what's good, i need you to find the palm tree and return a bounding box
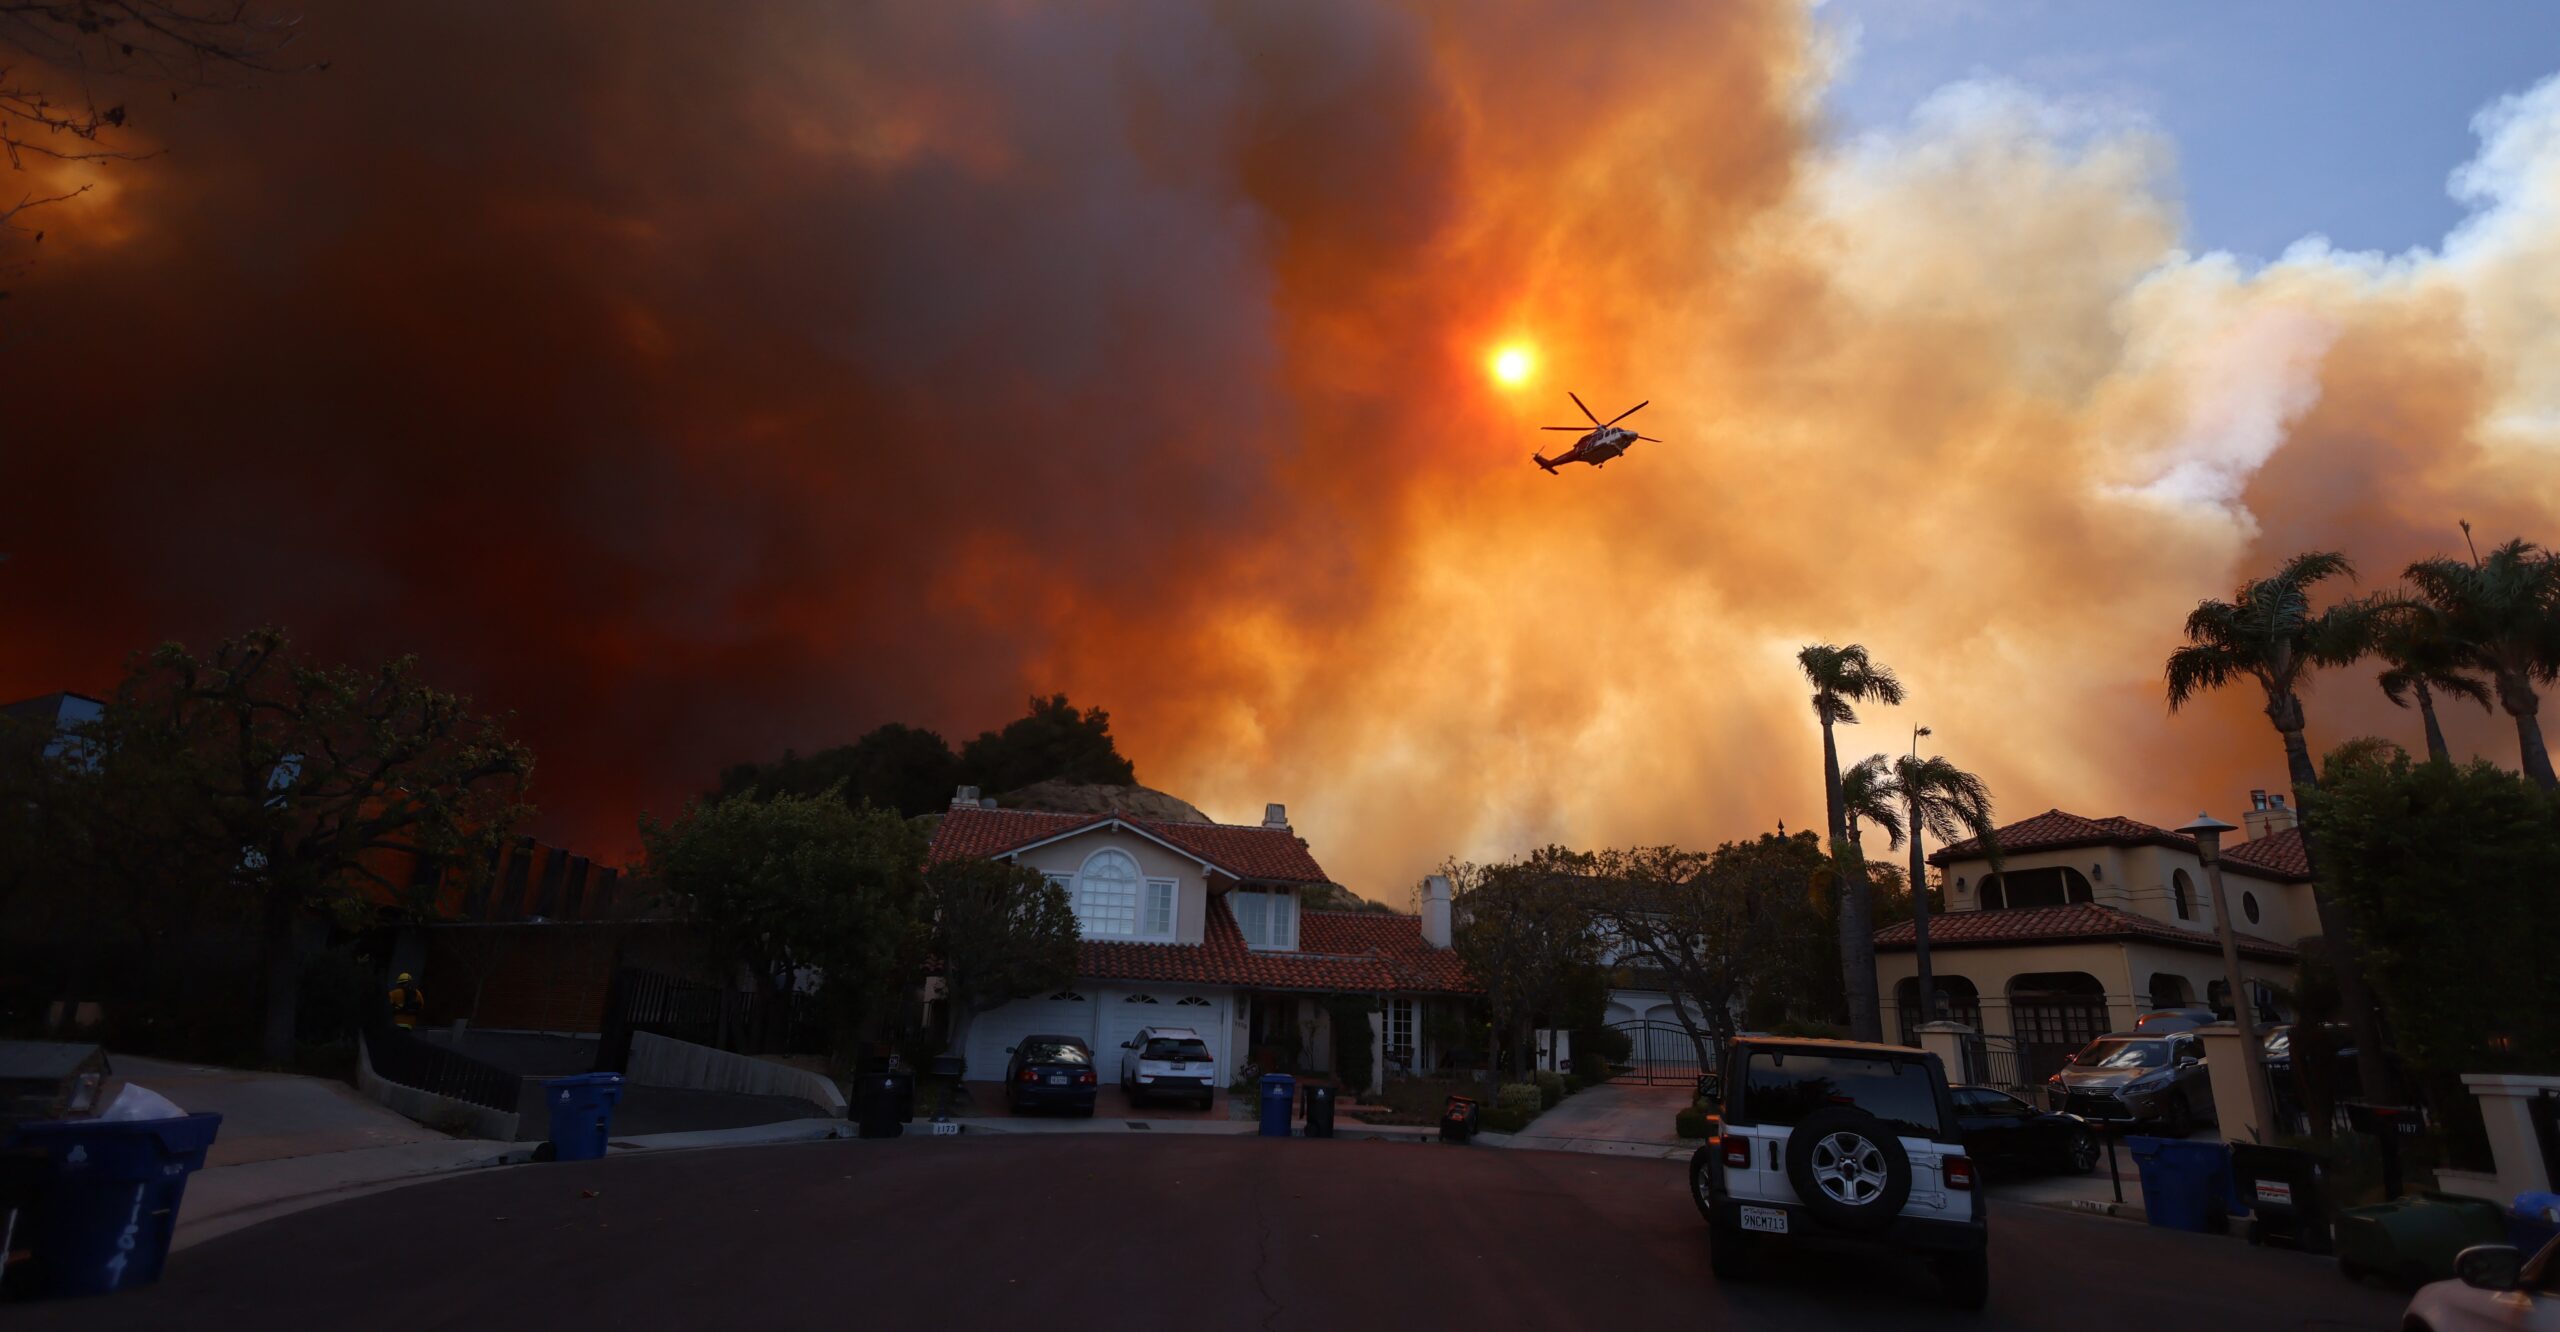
[1891,744,2002,1029]
[2372,603,2492,764]
[1798,643,1905,1042]
[2164,549,2395,1097]
[2405,534,2560,789]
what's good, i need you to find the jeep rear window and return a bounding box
[1737,1051,1945,1138]
[1144,1038,1211,1062]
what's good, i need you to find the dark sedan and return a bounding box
[1953,1084,2098,1177]
[1004,1035,1099,1116]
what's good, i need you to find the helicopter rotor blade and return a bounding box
[1541,425,1591,431]
[1568,391,1601,426]
[1636,435,1662,443]
[1604,400,1649,427]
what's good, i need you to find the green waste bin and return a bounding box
[2333,1191,2504,1287]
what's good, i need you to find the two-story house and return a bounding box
[1874,792,2312,1086]
[925,792,1475,1093]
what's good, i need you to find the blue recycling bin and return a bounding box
[1259,1073,1296,1138]
[545,1072,625,1162]
[2127,1135,2239,1233]
[2509,1191,2560,1253]
[4,1111,223,1298]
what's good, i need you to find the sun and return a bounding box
[1489,344,1534,386]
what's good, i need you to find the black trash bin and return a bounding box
[2230,1141,2332,1253]
[1304,1084,1336,1139]
[854,1069,914,1139]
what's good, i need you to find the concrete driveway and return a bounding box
[108,1055,446,1167]
[1509,1080,1694,1152]
[42,1135,2405,1331]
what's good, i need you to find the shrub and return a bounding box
[1479,1106,1533,1134]
[1675,1107,1713,1139]
[1531,1070,1565,1108]
[1496,1082,1542,1116]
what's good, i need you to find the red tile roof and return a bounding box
[1077,901,1476,994]
[1927,808,2312,883]
[927,806,1330,884]
[1874,902,2296,962]
[2222,826,2310,880]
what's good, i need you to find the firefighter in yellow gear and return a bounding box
[388,972,426,1029]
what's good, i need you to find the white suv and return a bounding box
[1117,1026,1216,1110]
[1689,1037,1989,1310]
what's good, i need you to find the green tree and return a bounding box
[1887,747,2001,1026]
[1588,838,1846,1057]
[2164,550,2394,1096]
[1797,643,1905,1042]
[715,723,961,818]
[920,856,1078,1075]
[641,790,925,1054]
[959,694,1136,794]
[2305,746,2560,1106]
[2372,604,2493,765]
[2405,534,2560,789]
[1446,847,1605,1081]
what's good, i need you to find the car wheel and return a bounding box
[2063,1127,2099,1175]
[2337,1254,2366,1283]
[2162,1095,2195,1140]
[1689,1146,1718,1223]
[1783,1107,1913,1234]
[1937,1250,1990,1311]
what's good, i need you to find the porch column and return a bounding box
[1368,996,1385,1097]
[2195,1022,2269,1145]
[1914,1020,1976,1083]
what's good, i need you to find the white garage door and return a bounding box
[1098,988,1228,1080]
[965,991,1096,1078]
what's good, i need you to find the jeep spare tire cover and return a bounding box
[1783,1107,1913,1232]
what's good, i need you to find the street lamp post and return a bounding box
[2177,811,2276,1138]
[1909,725,1937,1025]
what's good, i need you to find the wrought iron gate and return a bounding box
[1604,1020,1715,1086]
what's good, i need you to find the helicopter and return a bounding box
[1533,392,1660,473]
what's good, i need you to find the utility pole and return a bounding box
[2177,812,2276,1138]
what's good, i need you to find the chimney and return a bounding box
[951,785,981,810]
[2241,789,2297,842]
[1421,874,1452,950]
[1262,802,1289,830]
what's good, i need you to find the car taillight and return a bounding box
[1945,1155,1976,1191]
[1075,1070,1096,1085]
[1018,1068,1040,1083]
[1723,1138,1750,1169]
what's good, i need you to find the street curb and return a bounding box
[2036,1197,2147,1223]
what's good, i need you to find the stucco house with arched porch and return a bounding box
[1873,798,2312,1087]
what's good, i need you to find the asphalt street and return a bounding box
[33,1135,2405,1331]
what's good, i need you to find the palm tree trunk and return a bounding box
[2415,682,2451,764]
[1823,717,1881,1041]
[1907,796,1937,1035]
[2277,716,2396,1102]
[2499,672,2558,789]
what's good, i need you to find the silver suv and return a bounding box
[2046,1031,2214,1137]
[1689,1037,1988,1310]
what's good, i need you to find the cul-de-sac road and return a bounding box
[31,1135,2403,1331]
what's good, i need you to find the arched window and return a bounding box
[2242,891,2261,925]
[1975,867,2094,911]
[2170,869,2194,921]
[1073,849,1143,937]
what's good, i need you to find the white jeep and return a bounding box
[1690,1036,1990,1310]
